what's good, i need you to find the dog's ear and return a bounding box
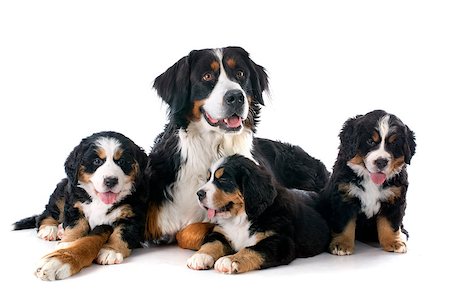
[229,46,268,105]
[249,61,269,105]
[153,53,192,117]
[338,115,362,161]
[238,158,277,220]
[403,125,416,164]
[64,141,85,186]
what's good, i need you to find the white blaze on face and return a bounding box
[90,137,125,194]
[364,115,392,174]
[201,49,249,121]
[79,137,133,205]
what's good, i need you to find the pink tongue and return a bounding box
[370,172,387,185]
[206,112,219,124]
[98,192,117,204]
[224,116,242,128]
[207,208,216,219]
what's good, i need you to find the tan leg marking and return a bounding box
[214,248,264,274]
[96,225,131,265]
[60,218,90,242]
[329,218,356,255]
[187,240,232,270]
[377,216,407,253]
[176,222,215,250]
[35,228,111,280]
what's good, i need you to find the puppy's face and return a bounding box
[343,110,416,185]
[196,158,245,220]
[196,155,277,221]
[65,132,146,205]
[153,46,268,133]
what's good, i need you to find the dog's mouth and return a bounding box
[203,201,234,219]
[201,108,243,132]
[96,190,120,205]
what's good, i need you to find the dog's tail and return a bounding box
[12,215,39,230]
[401,224,410,240]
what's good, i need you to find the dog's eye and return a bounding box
[93,158,103,166]
[236,70,245,80]
[367,138,376,146]
[217,177,228,184]
[202,72,214,82]
[388,134,397,144]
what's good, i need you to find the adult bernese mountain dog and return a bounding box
[145,46,329,247]
[186,155,329,274]
[319,110,416,255]
[13,131,148,280]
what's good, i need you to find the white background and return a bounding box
[1,1,449,299]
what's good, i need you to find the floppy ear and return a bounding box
[240,161,277,220]
[64,142,85,186]
[228,46,268,105]
[249,61,269,105]
[403,125,416,164]
[338,115,362,161]
[153,53,191,119]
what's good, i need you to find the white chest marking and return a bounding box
[80,198,123,229]
[157,125,254,237]
[218,214,257,251]
[348,177,394,218]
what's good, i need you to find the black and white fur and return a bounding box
[187,155,330,274]
[319,110,416,255]
[14,131,148,279]
[145,46,329,244]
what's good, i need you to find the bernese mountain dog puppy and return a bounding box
[13,131,147,280]
[145,46,329,247]
[186,155,330,274]
[319,110,416,255]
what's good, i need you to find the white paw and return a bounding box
[35,257,71,281]
[37,225,59,241]
[394,243,407,253]
[57,224,65,239]
[96,248,124,265]
[187,253,214,270]
[331,247,353,256]
[214,256,237,274]
[384,240,407,253]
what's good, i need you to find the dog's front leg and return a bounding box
[214,235,296,274]
[35,225,112,281]
[96,224,133,265]
[187,231,233,270]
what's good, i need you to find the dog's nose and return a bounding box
[104,176,119,188]
[374,158,388,170]
[196,189,206,201]
[224,89,244,108]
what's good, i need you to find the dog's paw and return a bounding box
[214,256,239,274]
[57,223,65,239]
[96,248,124,265]
[382,240,407,253]
[187,253,214,270]
[37,225,59,241]
[329,240,354,256]
[35,255,72,281]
